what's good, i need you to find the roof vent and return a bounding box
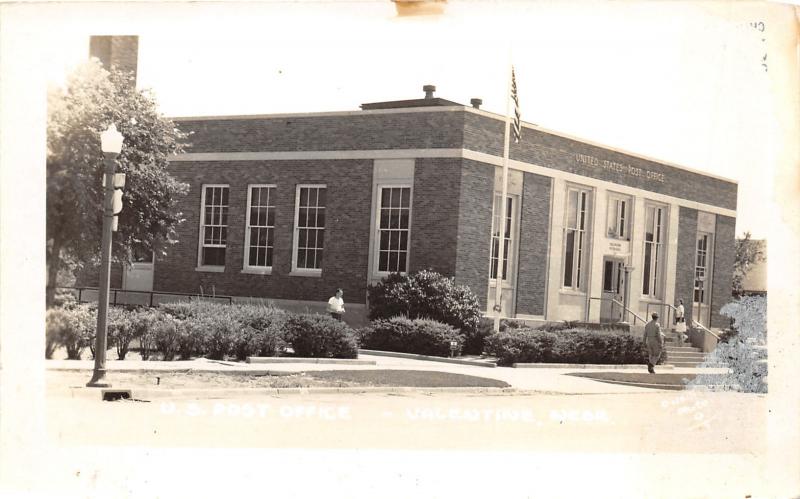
[470,98,482,109]
[423,85,436,99]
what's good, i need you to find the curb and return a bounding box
[572,379,686,391]
[358,349,497,368]
[246,357,377,365]
[48,367,296,376]
[68,385,518,400]
[512,363,676,370]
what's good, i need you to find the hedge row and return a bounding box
[358,317,464,357]
[484,327,667,366]
[45,300,358,360]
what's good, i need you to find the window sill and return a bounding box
[559,289,586,297]
[241,268,273,275]
[289,270,322,278]
[195,266,225,273]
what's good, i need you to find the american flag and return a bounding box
[511,66,521,143]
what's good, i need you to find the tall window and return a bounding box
[642,203,666,297]
[694,232,712,304]
[293,185,326,272]
[607,194,631,240]
[199,185,229,267]
[563,186,590,290]
[376,186,411,273]
[490,194,515,280]
[245,185,276,270]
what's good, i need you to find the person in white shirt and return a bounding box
[675,299,687,341]
[327,288,345,320]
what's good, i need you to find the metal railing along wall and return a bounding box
[54,286,233,307]
[588,297,645,325]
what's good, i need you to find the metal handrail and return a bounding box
[690,319,720,340]
[54,286,233,306]
[588,296,645,325]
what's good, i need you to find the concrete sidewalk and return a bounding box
[47,352,729,395]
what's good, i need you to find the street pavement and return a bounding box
[47,351,730,395]
[1,354,771,498]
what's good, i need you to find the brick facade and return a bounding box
[176,112,465,153]
[515,172,552,316]
[463,111,738,211]
[674,206,698,322]
[155,159,373,304]
[454,159,494,310]
[710,215,736,328]
[409,158,462,276]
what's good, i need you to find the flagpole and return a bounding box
[493,65,514,333]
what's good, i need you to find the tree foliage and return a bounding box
[732,231,765,296]
[46,60,189,304]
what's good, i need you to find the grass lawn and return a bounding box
[50,369,509,390]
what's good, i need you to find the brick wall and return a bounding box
[75,261,123,290]
[155,159,373,304]
[463,111,738,211]
[710,215,736,328]
[409,158,462,275]
[89,36,138,83]
[176,111,465,153]
[674,206,698,322]
[515,172,552,315]
[454,159,494,309]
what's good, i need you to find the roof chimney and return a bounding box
[470,98,482,109]
[423,85,436,99]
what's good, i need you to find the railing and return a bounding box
[54,286,233,307]
[588,297,645,325]
[646,302,674,328]
[690,319,720,340]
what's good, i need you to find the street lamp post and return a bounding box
[87,124,124,388]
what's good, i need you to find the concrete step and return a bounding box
[665,346,702,352]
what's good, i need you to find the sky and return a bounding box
[29,1,799,238]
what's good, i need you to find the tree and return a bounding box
[732,231,766,297]
[46,60,189,307]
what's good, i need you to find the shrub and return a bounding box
[152,316,183,361]
[45,308,69,359]
[231,304,287,360]
[367,270,482,352]
[107,307,138,360]
[57,303,96,360]
[130,308,161,360]
[359,317,464,357]
[485,327,658,366]
[283,314,358,359]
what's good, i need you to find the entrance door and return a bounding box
[693,232,713,327]
[122,248,154,292]
[600,256,625,322]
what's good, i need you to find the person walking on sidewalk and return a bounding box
[327,288,345,321]
[643,312,665,374]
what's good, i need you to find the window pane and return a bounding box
[299,229,307,248]
[380,231,389,251]
[380,208,390,229]
[401,188,410,206]
[398,252,407,272]
[297,248,307,268]
[566,190,578,229]
[299,188,309,206]
[564,231,575,287]
[643,244,652,295]
[316,229,324,248]
[603,261,613,291]
[399,211,409,229]
[316,249,323,269]
[379,251,388,272]
[316,209,325,228]
[399,231,408,250]
[203,247,225,266]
